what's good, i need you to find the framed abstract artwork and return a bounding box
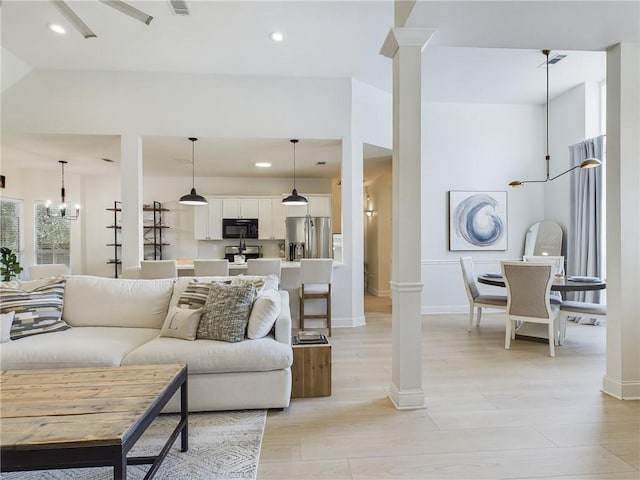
[449,191,507,251]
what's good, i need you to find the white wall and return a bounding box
[544,84,587,249]
[545,82,604,256]
[2,69,371,326]
[421,102,546,313]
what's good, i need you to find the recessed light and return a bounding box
[48,23,66,35]
[255,162,272,168]
[269,31,284,43]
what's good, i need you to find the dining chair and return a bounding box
[140,260,177,279]
[246,259,282,284]
[523,255,565,304]
[29,263,68,280]
[558,301,607,345]
[299,258,333,336]
[501,261,559,357]
[193,259,229,276]
[459,256,507,332]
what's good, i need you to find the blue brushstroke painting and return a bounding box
[455,194,504,246]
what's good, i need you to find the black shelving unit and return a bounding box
[143,201,170,261]
[106,201,169,278]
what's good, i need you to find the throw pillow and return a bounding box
[176,279,231,309]
[0,311,15,343]
[247,289,281,339]
[231,275,276,296]
[160,306,202,341]
[197,282,256,343]
[0,280,69,340]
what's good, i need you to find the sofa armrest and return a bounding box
[275,290,292,345]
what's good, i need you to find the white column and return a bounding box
[602,42,640,400]
[120,133,144,270]
[381,27,435,409]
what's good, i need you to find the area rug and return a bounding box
[0,410,266,480]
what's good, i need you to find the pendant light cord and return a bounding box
[293,141,297,189]
[192,139,195,187]
[544,49,550,180]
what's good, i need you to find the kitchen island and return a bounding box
[125,259,349,329]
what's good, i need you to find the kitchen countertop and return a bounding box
[176,260,342,270]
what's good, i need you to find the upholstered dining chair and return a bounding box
[523,255,564,304]
[501,261,559,357]
[558,301,607,345]
[246,259,282,284]
[193,259,229,276]
[299,258,333,336]
[459,256,507,332]
[140,260,177,279]
[29,263,68,280]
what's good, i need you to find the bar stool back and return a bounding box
[299,258,333,336]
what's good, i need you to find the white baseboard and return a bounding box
[388,383,427,410]
[602,375,640,400]
[367,286,391,297]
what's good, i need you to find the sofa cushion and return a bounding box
[122,335,293,374]
[0,326,160,369]
[197,282,255,342]
[247,289,281,339]
[62,276,174,329]
[0,279,70,340]
[160,306,202,341]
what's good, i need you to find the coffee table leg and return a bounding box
[180,375,188,452]
[114,446,127,480]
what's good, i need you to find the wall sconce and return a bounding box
[364,210,375,217]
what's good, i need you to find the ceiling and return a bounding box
[1,1,637,179]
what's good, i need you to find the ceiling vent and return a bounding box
[169,0,189,16]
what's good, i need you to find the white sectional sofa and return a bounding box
[0,275,293,412]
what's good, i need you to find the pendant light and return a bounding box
[46,160,80,220]
[282,139,308,205]
[179,137,208,205]
[509,50,601,188]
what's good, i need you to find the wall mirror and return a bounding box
[524,221,563,257]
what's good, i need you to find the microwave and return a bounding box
[222,218,258,239]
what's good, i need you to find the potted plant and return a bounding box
[0,247,23,281]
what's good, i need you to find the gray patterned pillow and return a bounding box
[197,282,256,342]
[0,279,69,340]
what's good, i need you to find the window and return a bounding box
[35,202,70,266]
[0,198,23,256]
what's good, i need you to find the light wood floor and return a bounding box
[259,296,639,479]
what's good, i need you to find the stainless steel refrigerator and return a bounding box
[285,216,332,261]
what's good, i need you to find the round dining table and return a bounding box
[477,273,606,343]
[477,274,607,292]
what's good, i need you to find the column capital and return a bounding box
[380,27,436,59]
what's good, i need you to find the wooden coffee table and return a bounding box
[0,364,188,480]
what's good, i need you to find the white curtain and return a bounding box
[568,135,605,321]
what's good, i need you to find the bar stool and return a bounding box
[140,260,177,279]
[246,258,282,285]
[299,258,333,336]
[194,259,229,276]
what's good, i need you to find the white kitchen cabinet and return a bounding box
[193,198,222,240]
[258,199,272,239]
[271,198,287,240]
[285,204,308,217]
[222,198,259,218]
[307,195,332,217]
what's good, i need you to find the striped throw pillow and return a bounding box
[176,279,232,309]
[0,280,69,340]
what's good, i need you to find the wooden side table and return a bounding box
[291,340,332,398]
